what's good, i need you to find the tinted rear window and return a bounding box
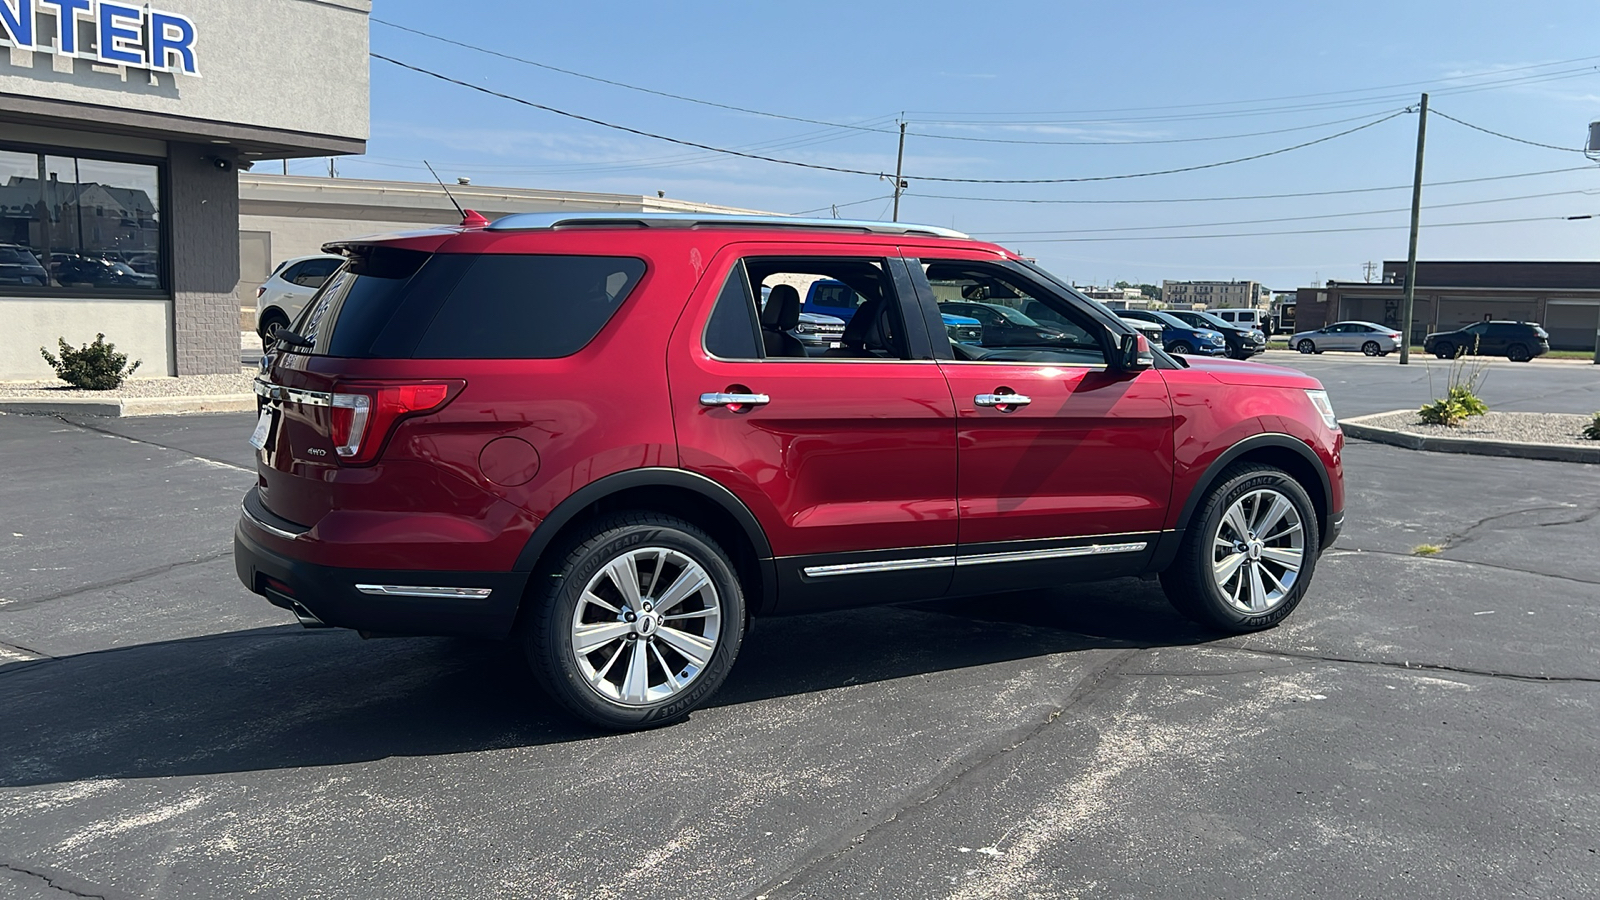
[294,252,646,359]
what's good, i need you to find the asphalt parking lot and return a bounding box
[2,359,1597,899]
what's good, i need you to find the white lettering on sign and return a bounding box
[1,0,199,76]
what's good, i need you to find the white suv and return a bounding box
[1209,308,1271,333]
[254,255,345,338]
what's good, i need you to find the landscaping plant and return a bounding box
[1584,412,1600,441]
[1420,340,1489,427]
[40,334,142,390]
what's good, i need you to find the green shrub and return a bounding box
[39,334,141,390]
[1419,397,1470,427]
[1448,385,1488,417]
[1584,412,1600,441]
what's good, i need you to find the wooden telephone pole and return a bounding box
[1398,94,1428,365]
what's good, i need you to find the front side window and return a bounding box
[923,260,1106,366]
[0,146,163,294]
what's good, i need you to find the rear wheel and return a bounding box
[1507,343,1531,362]
[1296,339,1316,354]
[257,309,289,342]
[1361,341,1381,357]
[1161,463,1320,633]
[522,512,745,729]
[1168,341,1194,355]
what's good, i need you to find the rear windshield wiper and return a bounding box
[272,328,314,350]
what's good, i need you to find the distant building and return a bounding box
[1077,285,1150,309]
[1162,280,1270,310]
[1295,260,1600,350]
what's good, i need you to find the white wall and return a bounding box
[237,213,447,269]
[0,298,172,381]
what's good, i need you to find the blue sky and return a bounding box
[327,0,1600,290]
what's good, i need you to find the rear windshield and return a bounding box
[293,251,646,359]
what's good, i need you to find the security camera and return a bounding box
[208,155,233,172]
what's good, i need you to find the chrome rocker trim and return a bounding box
[801,541,1148,578]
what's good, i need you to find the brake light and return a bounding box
[256,285,266,299]
[329,381,463,464]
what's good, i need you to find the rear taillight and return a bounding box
[256,285,266,299]
[329,381,463,464]
[1389,332,1401,340]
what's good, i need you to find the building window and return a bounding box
[0,146,164,295]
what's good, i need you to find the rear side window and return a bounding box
[704,261,762,359]
[295,251,645,359]
[411,255,645,359]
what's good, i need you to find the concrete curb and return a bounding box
[1341,410,1600,464]
[0,394,254,418]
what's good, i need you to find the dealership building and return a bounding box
[1,0,371,381]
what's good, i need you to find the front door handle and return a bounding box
[700,392,771,408]
[975,392,1031,408]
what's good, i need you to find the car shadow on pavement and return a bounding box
[0,578,1213,788]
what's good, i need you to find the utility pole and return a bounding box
[328,157,336,179]
[891,121,906,222]
[1399,93,1428,365]
[1363,261,1377,283]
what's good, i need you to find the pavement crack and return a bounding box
[1437,504,1600,551]
[54,415,252,473]
[1329,547,1600,586]
[1,550,234,613]
[0,637,55,659]
[0,860,111,899]
[1224,644,1600,685]
[743,649,1141,900]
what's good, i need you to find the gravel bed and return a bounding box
[1356,410,1597,446]
[0,371,256,400]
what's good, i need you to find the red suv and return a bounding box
[236,213,1344,729]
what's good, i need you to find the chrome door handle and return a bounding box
[975,393,1031,407]
[700,392,771,408]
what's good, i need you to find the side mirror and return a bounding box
[1115,332,1153,371]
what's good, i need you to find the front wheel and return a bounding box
[1296,339,1316,354]
[522,512,746,729]
[1361,341,1381,357]
[1160,463,1320,633]
[1433,342,1455,360]
[1167,341,1194,355]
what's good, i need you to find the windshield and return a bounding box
[992,306,1042,327]
[1186,311,1231,330]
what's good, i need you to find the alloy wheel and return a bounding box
[569,547,723,706]
[1211,488,1305,615]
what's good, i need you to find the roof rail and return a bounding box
[484,211,969,239]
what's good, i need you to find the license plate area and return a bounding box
[249,407,276,451]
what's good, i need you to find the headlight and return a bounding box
[1305,390,1338,429]
[794,323,816,334]
[1207,334,1225,345]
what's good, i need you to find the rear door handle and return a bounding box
[975,393,1031,407]
[700,392,771,408]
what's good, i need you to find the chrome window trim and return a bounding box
[240,499,306,541]
[354,584,496,599]
[254,378,331,408]
[802,556,956,578]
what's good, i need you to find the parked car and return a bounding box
[1423,321,1550,362]
[255,254,346,339]
[51,253,159,289]
[1291,321,1403,356]
[942,312,985,344]
[0,244,49,286]
[938,299,1073,347]
[1116,308,1228,356]
[802,277,983,344]
[1211,308,1273,333]
[759,285,846,356]
[1165,309,1266,360]
[237,211,1345,730]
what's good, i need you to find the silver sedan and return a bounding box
[1291,321,1404,356]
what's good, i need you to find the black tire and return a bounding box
[521,512,745,730]
[1160,463,1321,634]
[1507,343,1531,362]
[1168,341,1194,355]
[1433,342,1455,360]
[1361,341,1381,357]
[257,309,289,341]
[1296,339,1316,354]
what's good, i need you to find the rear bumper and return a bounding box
[234,524,528,638]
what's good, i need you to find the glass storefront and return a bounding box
[0,146,164,294]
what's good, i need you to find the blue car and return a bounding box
[1117,308,1228,356]
[803,278,984,343]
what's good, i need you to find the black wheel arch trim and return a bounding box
[513,467,774,572]
[1170,433,1334,553]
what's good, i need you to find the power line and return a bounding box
[372,53,1407,185]
[911,166,1596,205]
[1431,109,1588,153]
[971,189,1595,236]
[790,195,898,216]
[1001,214,1565,244]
